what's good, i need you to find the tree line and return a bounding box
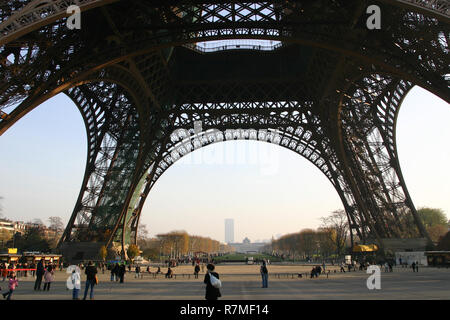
[268,207,450,259]
[137,228,233,260]
[268,210,349,260]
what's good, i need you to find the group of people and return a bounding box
[310,265,323,278]
[32,259,59,292]
[109,263,126,283]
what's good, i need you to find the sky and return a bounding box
[0,86,449,244]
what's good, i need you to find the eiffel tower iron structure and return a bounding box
[0,0,448,260]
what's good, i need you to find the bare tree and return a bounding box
[320,210,349,256]
[48,216,64,232]
[137,224,149,241]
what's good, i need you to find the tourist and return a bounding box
[43,265,54,291]
[30,262,36,277]
[135,265,141,279]
[83,261,98,300]
[118,263,126,283]
[204,264,221,301]
[165,267,173,279]
[110,264,116,281]
[34,258,45,291]
[2,272,18,300]
[1,263,7,281]
[194,264,200,279]
[113,263,120,281]
[23,263,28,277]
[260,261,269,288]
[71,269,81,300]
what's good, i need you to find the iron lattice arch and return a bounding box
[0,0,448,260]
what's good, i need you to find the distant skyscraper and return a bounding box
[225,219,234,244]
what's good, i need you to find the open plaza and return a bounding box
[4,264,450,300]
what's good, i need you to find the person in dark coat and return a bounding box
[203,263,221,301]
[194,264,200,279]
[112,263,119,281]
[34,259,45,291]
[118,263,126,283]
[83,261,98,300]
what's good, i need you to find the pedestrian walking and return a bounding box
[83,261,98,300]
[43,265,54,291]
[2,272,18,300]
[204,264,221,301]
[34,259,45,291]
[260,261,269,288]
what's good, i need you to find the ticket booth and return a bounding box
[0,254,22,265]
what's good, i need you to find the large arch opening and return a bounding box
[0,93,87,227]
[396,86,450,220]
[141,139,343,243]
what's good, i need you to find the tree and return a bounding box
[127,244,140,261]
[99,245,108,261]
[320,210,349,256]
[48,217,64,232]
[417,207,448,228]
[437,231,450,250]
[0,228,12,250]
[9,227,51,253]
[137,224,149,241]
[415,207,448,242]
[427,225,449,243]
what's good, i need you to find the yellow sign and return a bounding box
[8,248,18,254]
[352,244,378,252]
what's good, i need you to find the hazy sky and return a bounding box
[0,86,448,243]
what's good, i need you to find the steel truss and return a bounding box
[0,1,448,259]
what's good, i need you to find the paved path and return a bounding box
[2,265,449,300]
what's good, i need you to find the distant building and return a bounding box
[0,219,15,234]
[0,219,58,239]
[229,237,267,253]
[225,219,234,244]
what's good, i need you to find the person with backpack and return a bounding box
[204,263,221,300]
[260,261,269,288]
